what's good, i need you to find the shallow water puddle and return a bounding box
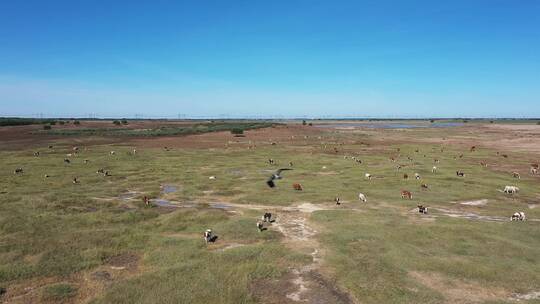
[161,185,178,194]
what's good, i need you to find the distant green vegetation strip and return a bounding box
[0,118,57,126]
[36,122,278,137]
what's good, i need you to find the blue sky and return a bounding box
[1,0,539,118]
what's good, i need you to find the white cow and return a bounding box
[503,186,520,194]
[510,212,526,221]
[110,151,116,155]
[358,193,367,202]
[432,166,437,173]
[365,173,372,180]
[415,173,421,180]
[209,176,217,180]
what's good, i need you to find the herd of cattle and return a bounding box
[10,143,538,245]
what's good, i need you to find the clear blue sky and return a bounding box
[1,0,539,118]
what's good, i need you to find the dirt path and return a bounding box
[222,202,355,304]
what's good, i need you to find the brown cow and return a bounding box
[512,172,521,179]
[401,190,413,199]
[293,183,303,191]
[470,146,476,152]
[403,173,409,179]
[479,161,488,167]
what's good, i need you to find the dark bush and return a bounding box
[58,121,65,125]
[113,120,121,126]
[43,125,52,130]
[74,120,80,125]
[302,120,307,126]
[121,119,128,125]
[231,128,244,135]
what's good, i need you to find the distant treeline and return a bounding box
[36,122,278,137]
[0,118,59,126]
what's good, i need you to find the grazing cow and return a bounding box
[66,153,73,157]
[262,212,272,222]
[415,149,419,153]
[390,157,396,162]
[132,149,137,155]
[293,183,303,191]
[415,173,421,180]
[143,196,150,206]
[257,221,264,232]
[459,154,464,159]
[44,174,50,178]
[480,161,488,167]
[531,167,539,175]
[204,229,213,243]
[14,168,23,174]
[512,172,521,179]
[434,158,440,163]
[421,184,429,189]
[110,151,115,155]
[418,205,428,214]
[64,159,71,164]
[33,152,40,157]
[73,147,79,152]
[502,154,508,158]
[401,190,413,199]
[510,212,526,221]
[456,171,465,177]
[403,173,409,179]
[503,186,519,194]
[289,162,293,167]
[396,165,402,171]
[48,145,53,149]
[84,159,89,164]
[355,159,362,164]
[335,197,341,205]
[470,146,476,152]
[432,166,437,173]
[358,193,367,202]
[268,158,275,165]
[365,173,372,180]
[72,177,79,184]
[209,176,217,180]
[97,168,105,174]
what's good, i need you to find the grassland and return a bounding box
[35,122,276,137]
[0,122,539,303]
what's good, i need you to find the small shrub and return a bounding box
[121,119,128,125]
[43,125,52,130]
[302,120,307,126]
[42,284,77,301]
[308,122,313,126]
[231,128,244,136]
[113,120,121,126]
[463,120,469,123]
[430,119,435,123]
[50,121,57,125]
[490,120,494,124]
[74,120,80,125]
[537,121,540,125]
[58,121,65,125]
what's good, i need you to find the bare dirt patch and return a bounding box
[410,271,508,303]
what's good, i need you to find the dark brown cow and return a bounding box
[470,146,476,152]
[456,171,465,177]
[403,173,409,179]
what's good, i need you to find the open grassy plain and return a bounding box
[0,120,539,303]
